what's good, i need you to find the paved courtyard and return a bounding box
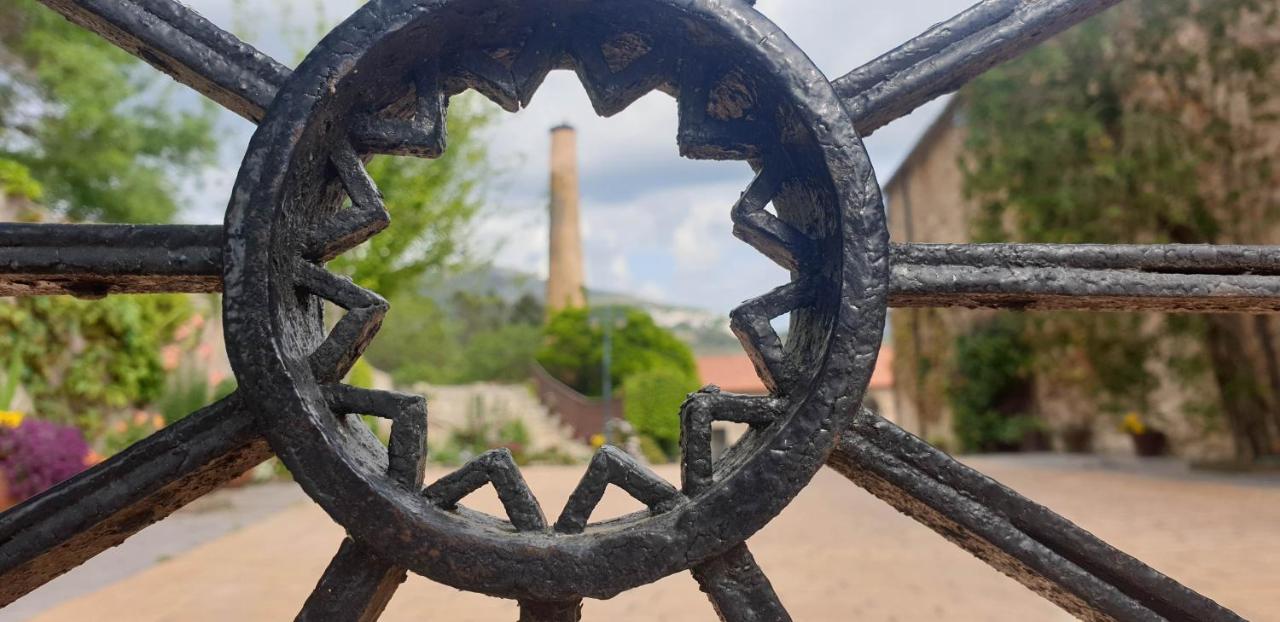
[18,456,1280,621]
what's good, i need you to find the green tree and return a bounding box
[331,95,494,300]
[961,0,1280,461]
[537,307,698,397]
[1,0,216,223]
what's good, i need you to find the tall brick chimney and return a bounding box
[546,124,586,315]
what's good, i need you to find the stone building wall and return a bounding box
[882,100,1231,459]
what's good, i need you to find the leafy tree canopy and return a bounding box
[1,0,216,223]
[960,0,1280,460]
[537,306,698,397]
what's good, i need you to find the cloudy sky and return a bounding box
[179,0,979,313]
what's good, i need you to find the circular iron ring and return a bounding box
[224,0,887,602]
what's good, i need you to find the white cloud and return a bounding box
[170,0,986,312]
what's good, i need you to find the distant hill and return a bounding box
[420,265,741,354]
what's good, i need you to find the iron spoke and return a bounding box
[834,0,1124,135]
[0,223,221,298]
[35,0,289,122]
[518,600,583,622]
[0,392,270,606]
[890,242,1280,312]
[826,409,1245,622]
[298,537,407,622]
[691,543,791,622]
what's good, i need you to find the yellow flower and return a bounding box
[151,414,165,429]
[1121,412,1147,436]
[589,434,606,448]
[0,411,24,428]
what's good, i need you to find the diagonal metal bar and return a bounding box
[0,392,271,606]
[691,543,791,622]
[826,409,1244,622]
[36,0,290,123]
[835,0,1124,136]
[298,538,407,622]
[0,223,222,297]
[518,600,583,622]
[890,243,1280,313]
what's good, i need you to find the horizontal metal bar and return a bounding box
[826,410,1244,622]
[890,243,1280,312]
[6,232,1280,312]
[36,0,289,122]
[0,393,271,606]
[836,0,1124,135]
[0,223,222,297]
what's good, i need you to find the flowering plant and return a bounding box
[0,417,90,502]
[101,410,165,456]
[1121,412,1150,436]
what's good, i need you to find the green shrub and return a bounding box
[537,306,697,396]
[947,316,1037,453]
[623,366,700,457]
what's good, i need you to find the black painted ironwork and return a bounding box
[0,1,1258,620]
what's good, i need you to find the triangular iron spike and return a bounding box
[303,140,389,262]
[453,48,522,112]
[321,384,428,488]
[680,387,788,495]
[728,277,817,395]
[294,260,389,384]
[509,21,564,108]
[569,31,667,117]
[675,56,766,161]
[731,166,816,271]
[424,448,547,532]
[554,446,681,535]
[350,62,448,158]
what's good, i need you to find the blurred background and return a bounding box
[1,0,1279,620]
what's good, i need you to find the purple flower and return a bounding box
[0,418,89,502]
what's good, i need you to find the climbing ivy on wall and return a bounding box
[960,0,1280,460]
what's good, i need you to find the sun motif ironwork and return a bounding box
[0,0,1258,620]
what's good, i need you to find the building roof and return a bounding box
[696,349,894,395]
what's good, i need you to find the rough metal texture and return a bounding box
[221,0,885,609]
[0,394,269,606]
[827,410,1243,622]
[0,0,1260,620]
[0,223,221,297]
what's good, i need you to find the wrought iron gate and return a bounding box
[0,1,1263,620]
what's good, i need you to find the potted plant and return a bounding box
[1122,413,1168,457]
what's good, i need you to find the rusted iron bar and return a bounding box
[299,538,408,622]
[7,231,1278,313]
[35,0,288,123]
[0,223,222,297]
[836,0,1125,135]
[826,409,1244,622]
[0,394,270,607]
[890,243,1280,312]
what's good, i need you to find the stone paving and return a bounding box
[20,456,1280,621]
